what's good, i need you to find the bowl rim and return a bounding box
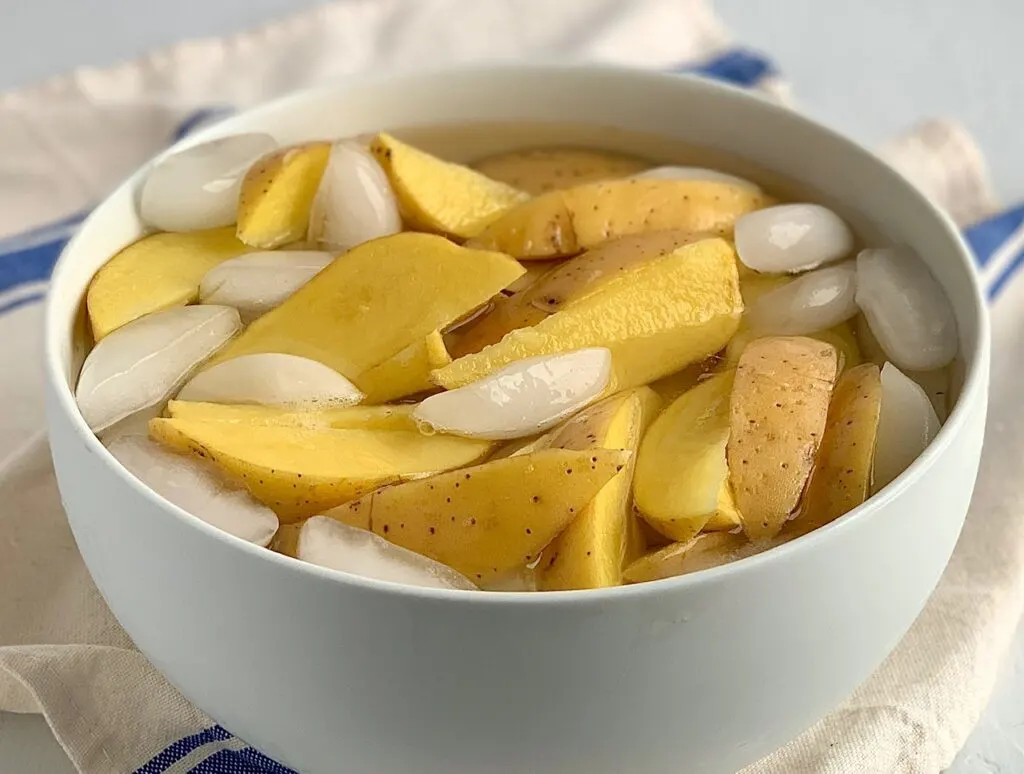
[44,62,991,606]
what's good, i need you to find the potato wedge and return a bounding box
[723,320,860,373]
[207,233,524,382]
[538,387,662,590]
[468,179,773,259]
[86,228,251,340]
[356,330,451,404]
[703,485,743,531]
[793,363,882,535]
[448,293,547,358]
[149,417,492,521]
[634,373,735,543]
[237,143,332,248]
[270,522,303,557]
[472,147,650,194]
[165,401,416,431]
[727,336,838,539]
[622,532,751,583]
[369,133,528,239]
[435,237,743,391]
[329,448,630,583]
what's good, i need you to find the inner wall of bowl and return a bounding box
[51,67,982,405]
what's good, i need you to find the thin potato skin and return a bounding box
[472,147,650,194]
[727,336,838,539]
[792,363,882,535]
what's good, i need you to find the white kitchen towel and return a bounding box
[0,1,1021,772]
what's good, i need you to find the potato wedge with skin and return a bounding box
[468,179,774,259]
[538,387,662,590]
[472,147,650,195]
[793,363,882,535]
[448,293,547,359]
[369,133,528,239]
[237,143,332,248]
[86,228,252,340]
[149,417,492,522]
[634,374,735,543]
[723,320,860,373]
[435,238,743,391]
[270,522,304,557]
[166,401,416,431]
[623,532,752,583]
[207,233,524,382]
[330,449,630,583]
[728,336,838,540]
[356,331,450,404]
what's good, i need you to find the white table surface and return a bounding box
[2,1,1023,771]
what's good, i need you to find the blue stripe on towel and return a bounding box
[682,49,777,87]
[134,725,234,774]
[189,745,299,773]
[964,203,1024,268]
[0,234,71,295]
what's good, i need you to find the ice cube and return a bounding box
[107,435,278,546]
[140,133,278,231]
[307,141,402,251]
[297,516,476,590]
[75,305,240,432]
[177,353,363,408]
[855,246,958,371]
[873,362,941,492]
[413,348,612,440]
[747,261,858,335]
[633,165,760,190]
[736,203,854,274]
[199,251,333,323]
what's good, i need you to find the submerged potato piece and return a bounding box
[207,233,524,381]
[538,387,662,590]
[435,238,743,391]
[165,400,416,431]
[634,374,735,543]
[270,522,303,557]
[622,532,751,583]
[704,484,743,531]
[86,228,251,339]
[333,449,630,583]
[472,147,650,195]
[356,331,450,404]
[795,363,882,535]
[237,143,332,248]
[149,417,492,521]
[468,179,773,259]
[369,133,528,238]
[448,293,547,358]
[724,320,860,373]
[728,336,838,539]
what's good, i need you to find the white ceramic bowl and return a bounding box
[44,66,989,774]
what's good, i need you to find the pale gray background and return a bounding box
[1,1,1023,772]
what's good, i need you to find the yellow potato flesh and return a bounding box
[86,227,251,339]
[270,523,303,557]
[149,417,492,522]
[236,143,331,248]
[468,179,774,259]
[634,373,735,543]
[369,133,528,239]
[727,336,838,539]
[472,147,650,194]
[355,330,450,404]
[538,387,662,590]
[435,238,743,391]
[703,484,743,531]
[165,401,417,431]
[793,363,882,535]
[207,232,524,382]
[330,449,630,583]
[623,532,750,583]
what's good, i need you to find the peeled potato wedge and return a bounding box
[356,330,451,404]
[538,387,662,590]
[467,179,774,259]
[86,228,251,339]
[237,143,332,248]
[369,133,528,238]
[633,373,736,543]
[149,417,492,521]
[472,147,650,195]
[727,336,838,539]
[207,233,524,383]
[165,400,417,431]
[435,237,743,392]
[328,448,630,583]
[623,532,751,583]
[792,363,882,535]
